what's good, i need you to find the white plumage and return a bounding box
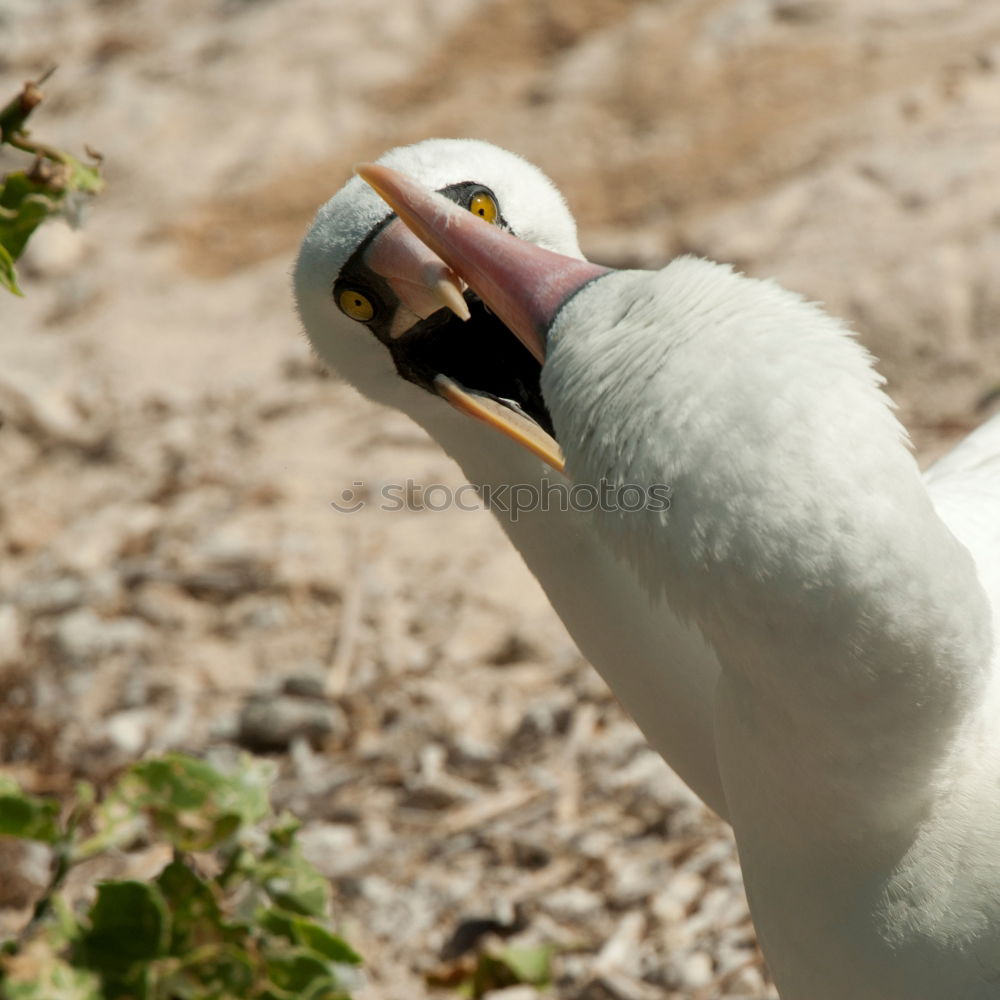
[547,259,1000,999]
[349,159,1000,1000]
[295,139,727,815]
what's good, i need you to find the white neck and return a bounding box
[405,390,729,816]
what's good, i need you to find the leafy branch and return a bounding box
[0,68,103,296]
[0,754,361,1000]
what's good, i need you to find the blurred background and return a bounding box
[2,0,999,997]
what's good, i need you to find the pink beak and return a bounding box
[355,163,609,363]
[363,217,471,331]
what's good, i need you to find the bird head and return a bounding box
[293,138,585,471]
[352,161,928,617]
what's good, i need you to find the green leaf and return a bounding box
[0,242,22,295]
[0,779,61,842]
[265,948,339,994]
[77,880,169,976]
[468,953,518,997]
[0,172,62,264]
[123,754,274,851]
[262,856,330,920]
[60,153,103,197]
[1,755,362,1000]
[0,76,104,297]
[191,944,257,995]
[255,832,331,919]
[258,909,361,965]
[465,944,553,998]
[497,943,552,986]
[151,943,257,999]
[156,859,229,953]
[287,921,361,967]
[268,812,302,850]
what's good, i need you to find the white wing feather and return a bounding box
[924,411,1000,613]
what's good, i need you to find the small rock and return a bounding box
[19,218,87,279]
[673,950,715,990]
[237,693,346,751]
[53,608,152,665]
[104,708,153,755]
[543,885,604,920]
[486,631,538,666]
[595,911,646,977]
[772,0,831,24]
[17,576,85,616]
[650,870,706,923]
[281,672,328,699]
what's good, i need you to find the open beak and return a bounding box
[356,163,609,367]
[356,162,609,476]
[364,217,470,334]
[433,373,566,472]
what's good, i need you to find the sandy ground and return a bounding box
[2,1,999,997]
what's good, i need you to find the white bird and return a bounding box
[294,139,727,816]
[355,161,1000,1000]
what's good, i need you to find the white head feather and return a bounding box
[293,138,581,412]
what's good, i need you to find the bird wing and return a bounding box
[924,411,1000,613]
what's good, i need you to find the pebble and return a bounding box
[19,219,87,279]
[673,949,715,990]
[542,885,604,920]
[651,870,706,922]
[282,671,327,699]
[53,608,153,665]
[236,692,346,751]
[595,911,646,977]
[104,708,154,755]
[17,576,85,616]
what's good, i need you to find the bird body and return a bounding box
[357,163,1000,998]
[546,258,1000,999]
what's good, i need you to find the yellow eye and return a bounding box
[338,288,375,322]
[468,190,499,224]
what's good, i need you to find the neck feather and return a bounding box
[545,256,995,833]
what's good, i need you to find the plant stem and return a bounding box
[14,839,73,950]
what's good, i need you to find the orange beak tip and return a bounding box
[354,163,388,200]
